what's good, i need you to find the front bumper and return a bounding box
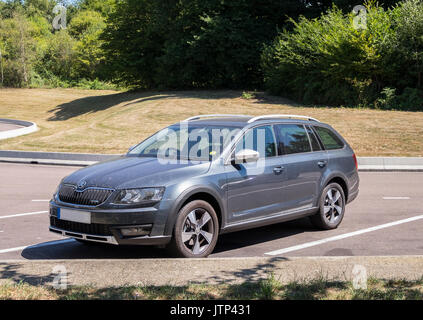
[49,202,172,246]
[49,225,171,245]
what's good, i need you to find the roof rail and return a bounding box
[183,114,251,121]
[248,114,320,123]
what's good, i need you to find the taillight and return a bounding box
[353,153,358,171]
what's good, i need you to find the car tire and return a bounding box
[309,183,346,230]
[167,200,219,258]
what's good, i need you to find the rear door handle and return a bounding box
[273,166,284,174]
[318,160,327,168]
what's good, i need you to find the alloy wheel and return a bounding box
[324,188,343,223]
[181,208,214,255]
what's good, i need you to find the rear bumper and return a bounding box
[347,188,359,204]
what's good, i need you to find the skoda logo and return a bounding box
[77,180,87,190]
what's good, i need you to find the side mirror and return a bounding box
[234,149,260,164]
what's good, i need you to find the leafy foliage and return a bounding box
[101,0,374,89]
[1,0,421,111]
[262,0,423,109]
[0,0,115,88]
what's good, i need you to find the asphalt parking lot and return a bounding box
[0,162,422,260]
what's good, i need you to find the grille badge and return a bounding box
[77,180,87,191]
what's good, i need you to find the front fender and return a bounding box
[163,185,226,236]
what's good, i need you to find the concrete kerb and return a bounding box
[0,119,38,141]
[0,150,120,166]
[358,157,423,171]
[0,150,422,171]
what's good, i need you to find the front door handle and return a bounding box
[318,160,327,168]
[273,166,284,174]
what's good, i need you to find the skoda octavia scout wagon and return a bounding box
[49,114,359,258]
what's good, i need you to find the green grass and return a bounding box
[1,276,422,300]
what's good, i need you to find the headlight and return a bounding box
[113,187,165,204]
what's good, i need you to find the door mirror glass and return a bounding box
[234,149,260,164]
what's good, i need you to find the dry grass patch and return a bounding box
[1,277,422,300]
[0,88,422,156]
[0,281,59,300]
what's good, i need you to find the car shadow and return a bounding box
[21,218,317,260]
[21,240,169,260]
[213,217,316,255]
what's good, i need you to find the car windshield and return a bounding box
[127,124,242,161]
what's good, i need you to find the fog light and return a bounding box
[120,225,152,237]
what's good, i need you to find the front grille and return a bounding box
[58,185,113,206]
[50,216,112,236]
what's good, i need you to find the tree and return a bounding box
[78,0,117,17]
[101,0,333,89]
[391,0,423,89]
[261,0,423,110]
[40,29,75,80]
[0,9,36,86]
[69,9,106,79]
[101,0,166,87]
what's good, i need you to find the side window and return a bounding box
[314,126,344,150]
[235,125,277,158]
[275,124,311,155]
[306,126,322,151]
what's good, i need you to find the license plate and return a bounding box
[57,208,91,224]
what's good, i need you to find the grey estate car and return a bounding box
[49,114,359,258]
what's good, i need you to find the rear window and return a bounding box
[275,124,311,155]
[314,126,344,150]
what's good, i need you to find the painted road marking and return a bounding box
[0,246,29,254]
[265,214,423,256]
[0,211,48,219]
[32,199,50,202]
[0,239,74,254]
[383,197,410,200]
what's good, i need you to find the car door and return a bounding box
[225,125,285,224]
[274,123,328,212]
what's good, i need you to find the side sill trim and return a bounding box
[221,206,318,234]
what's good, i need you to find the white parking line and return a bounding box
[265,214,423,256]
[0,211,48,219]
[0,239,74,254]
[31,199,50,202]
[0,246,29,254]
[383,197,410,200]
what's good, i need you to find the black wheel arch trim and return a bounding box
[163,185,226,236]
[319,172,349,204]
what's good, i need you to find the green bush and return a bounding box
[262,0,423,110]
[376,87,397,109]
[396,87,423,110]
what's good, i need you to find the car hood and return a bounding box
[62,156,211,189]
